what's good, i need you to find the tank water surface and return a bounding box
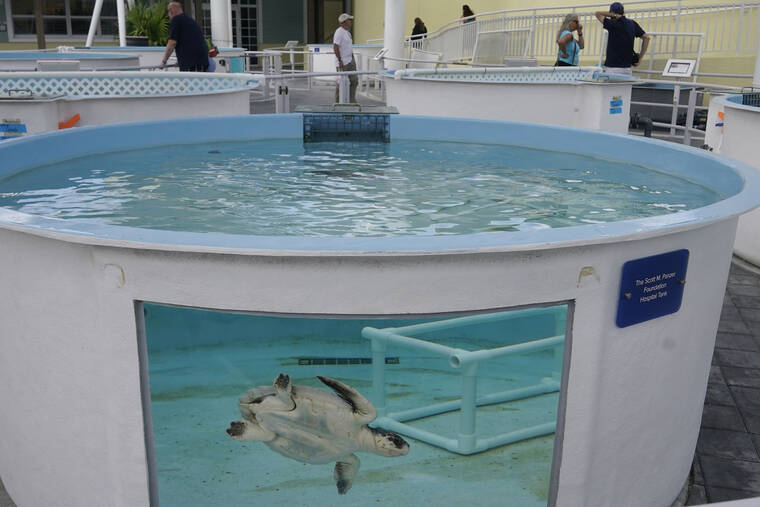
[0,139,721,237]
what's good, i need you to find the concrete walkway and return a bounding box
[686,260,760,504]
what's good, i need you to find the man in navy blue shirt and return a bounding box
[161,2,208,72]
[595,2,650,75]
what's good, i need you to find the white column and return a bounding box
[210,0,231,47]
[84,0,105,47]
[116,0,127,47]
[383,0,406,71]
[754,36,760,88]
[227,0,233,47]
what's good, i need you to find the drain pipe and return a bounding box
[630,112,653,137]
[642,116,653,137]
[383,0,406,71]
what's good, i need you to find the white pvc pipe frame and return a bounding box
[363,307,565,455]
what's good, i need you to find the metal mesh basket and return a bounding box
[740,87,760,107]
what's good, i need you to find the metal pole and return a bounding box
[670,82,680,137]
[32,0,46,49]
[85,0,105,47]
[116,0,127,47]
[683,86,697,146]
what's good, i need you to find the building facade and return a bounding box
[2,0,353,50]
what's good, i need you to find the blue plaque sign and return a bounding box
[616,249,689,328]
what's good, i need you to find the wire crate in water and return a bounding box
[297,105,398,142]
[362,305,567,455]
[741,88,760,107]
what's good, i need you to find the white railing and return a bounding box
[406,0,760,62]
[0,71,258,98]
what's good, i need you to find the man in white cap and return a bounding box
[333,13,357,103]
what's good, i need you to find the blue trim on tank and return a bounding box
[70,46,245,52]
[725,94,760,111]
[0,51,138,59]
[0,114,758,253]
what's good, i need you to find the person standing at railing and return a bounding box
[411,17,428,40]
[333,13,358,103]
[595,2,650,75]
[462,5,476,23]
[555,14,584,66]
[160,2,208,72]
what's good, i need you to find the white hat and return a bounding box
[338,13,354,23]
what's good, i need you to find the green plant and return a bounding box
[126,1,169,46]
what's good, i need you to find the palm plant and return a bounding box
[126,1,169,46]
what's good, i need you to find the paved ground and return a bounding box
[0,476,14,507]
[1,88,759,506]
[685,260,760,505]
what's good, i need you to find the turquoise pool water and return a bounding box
[0,140,721,237]
[144,304,567,506]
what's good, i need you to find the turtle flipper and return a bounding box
[317,376,376,423]
[333,454,360,495]
[273,373,296,410]
[226,419,276,442]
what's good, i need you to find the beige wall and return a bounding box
[354,0,747,43]
[353,0,755,84]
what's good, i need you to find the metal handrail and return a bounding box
[408,0,760,62]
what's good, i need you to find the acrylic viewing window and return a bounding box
[139,302,570,506]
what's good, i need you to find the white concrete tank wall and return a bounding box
[0,71,257,137]
[0,97,61,136]
[0,115,758,507]
[717,95,760,267]
[384,68,634,133]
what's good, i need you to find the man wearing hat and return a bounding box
[333,13,358,103]
[595,2,650,75]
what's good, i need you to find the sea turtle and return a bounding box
[226,373,409,494]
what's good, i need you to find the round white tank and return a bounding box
[0,115,758,507]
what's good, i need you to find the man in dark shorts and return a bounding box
[595,2,650,75]
[161,1,208,72]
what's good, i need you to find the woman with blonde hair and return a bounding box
[555,13,584,66]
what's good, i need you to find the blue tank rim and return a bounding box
[0,51,139,59]
[69,46,245,52]
[723,93,760,112]
[0,113,758,254]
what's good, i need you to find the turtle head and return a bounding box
[370,428,409,457]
